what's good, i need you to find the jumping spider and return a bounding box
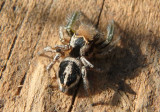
[39,11,120,104]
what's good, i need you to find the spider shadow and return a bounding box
[77,29,147,106]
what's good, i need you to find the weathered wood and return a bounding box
[0,0,159,112]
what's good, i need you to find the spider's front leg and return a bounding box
[98,20,114,49]
[59,11,80,44]
[38,43,71,56]
[46,53,61,70]
[96,20,121,56]
[38,46,62,70]
[37,46,56,56]
[65,11,80,37]
[54,44,71,51]
[59,26,72,44]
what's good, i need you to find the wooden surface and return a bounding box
[0,0,160,112]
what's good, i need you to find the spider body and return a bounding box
[39,12,120,101]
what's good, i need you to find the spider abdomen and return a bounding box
[58,57,81,93]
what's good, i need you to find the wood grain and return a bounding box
[0,0,159,112]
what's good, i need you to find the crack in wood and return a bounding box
[0,7,28,79]
[18,23,46,96]
[68,80,81,112]
[0,7,27,79]
[16,72,27,95]
[0,35,18,79]
[96,0,105,28]
[0,1,5,12]
[18,1,54,105]
[18,1,54,97]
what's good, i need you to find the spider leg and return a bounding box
[81,66,93,106]
[46,53,61,70]
[65,11,80,37]
[97,20,114,49]
[59,12,80,44]
[79,44,94,68]
[106,20,114,44]
[38,46,63,70]
[98,36,121,56]
[80,56,94,68]
[38,44,71,56]
[59,26,74,44]
[54,44,71,51]
[59,26,67,44]
[37,46,56,55]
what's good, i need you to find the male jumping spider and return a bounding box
[39,11,120,103]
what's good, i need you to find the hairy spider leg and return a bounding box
[98,20,114,49]
[81,66,93,106]
[65,11,80,37]
[38,46,68,70]
[54,44,71,51]
[94,20,121,56]
[59,12,80,44]
[37,46,57,56]
[80,56,94,68]
[98,36,121,56]
[46,53,61,70]
[59,26,68,44]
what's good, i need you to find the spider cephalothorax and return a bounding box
[39,11,120,104]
